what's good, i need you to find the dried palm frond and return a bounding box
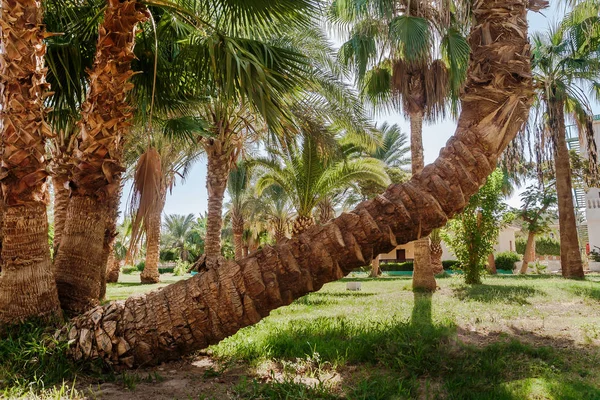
[128,147,163,257]
[423,59,449,121]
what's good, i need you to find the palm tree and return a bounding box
[58,0,535,366]
[0,0,61,324]
[526,14,600,278]
[256,130,390,235]
[162,214,197,261]
[331,0,470,291]
[106,218,133,283]
[225,161,253,260]
[126,133,202,283]
[254,185,294,243]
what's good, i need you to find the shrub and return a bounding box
[174,260,190,276]
[442,260,461,270]
[516,237,526,254]
[160,249,178,262]
[495,251,520,270]
[380,261,414,271]
[158,267,175,274]
[536,237,560,256]
[135,260,145,272]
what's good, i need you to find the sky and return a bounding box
[119,3,574,219]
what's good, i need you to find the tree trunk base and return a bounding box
[140,273,160,284]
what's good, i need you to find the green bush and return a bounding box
[495,251,520,270]
[380,262,414,271]
[516,237,526,254]
[515,236,560,256]
[174,260,190,276]
[158,267,175,274]
[442,260,461,270]
[135,260,145,272]
[160,249,178,262]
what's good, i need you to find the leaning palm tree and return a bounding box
[0,0,61,323]
[331,0,470,291]
[57,0,537,366]
[256,130,390,235]
[524,14,600,278]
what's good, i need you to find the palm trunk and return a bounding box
[370,255,380,277]
[550,100,584,278]
[52,174,70,259]
[205,146,230,264]
[243,245,249,257]
[274,224,286,243]
[292,215,314,236]
[232,213,244,261]
[487,253,497,274]
[54,0,148,314]
[106,252,121,283]
[60,0,534,367]
[100,178,123,298]
[140,192,166,284]
[430,242,444,275]
[520,231,536,274]
[410,111,436,292]
[0,0,61,324]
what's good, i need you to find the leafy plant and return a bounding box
[495,251,521,271]
[173,260,190,276]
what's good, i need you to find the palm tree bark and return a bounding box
[54,0,149,314]
[232,212,244,261]
[550,100,584,278]
[520,231,536,274]
[106,252,121,283]
[52,174,70,259]
[60,0,534,367]
[100,178,123,296]
[141,190,166,284]
[430,241,444,275]
[0,0,61,324]
[370,255,380,277]
[204,145,231,264]
[410,111,436,292]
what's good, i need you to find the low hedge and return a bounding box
[381,260,461,272]
[495,251,520,270]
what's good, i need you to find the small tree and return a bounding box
[443,169,508,284]
[518,184,557,273]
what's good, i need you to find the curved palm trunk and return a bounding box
[52,174,70,259]
[520,231,536,274]
[232,212,244,261]
[204,146,230,264]
[60,0,534,367]
[410,111,436,292]
[0,0,61,324]
[141,191,166,284]
[550,100,584,278]
[292,215,314,236]
[54,0,149,314]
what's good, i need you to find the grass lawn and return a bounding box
[2,272,600,399]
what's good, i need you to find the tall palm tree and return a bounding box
[126,133,202,283]
[59,0,536,366]
[526,13,600,278]
[162,214,197,261]
[0,0,61,324]
[256,130,390,235]
[253,185,294,243]
[225,161,252,260]
[331,0,470,291]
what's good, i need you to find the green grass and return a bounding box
[103,272,189,301]
[3,274,600,399]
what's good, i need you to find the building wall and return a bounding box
[582,119,600,251]
[378,226,518,262]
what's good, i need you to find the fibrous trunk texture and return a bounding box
[232,212,244,261]
[106,252,121,283]
[53,0,148,314]
[140,192,165,284]
[410,111,436,291]
[370,255,380,277]
[292,215,314,236]
[317,198,335,224]
[100,178,123,295]
[430,241,443,275]
[60,0,534,368]
[205,147,230,264]
[550,100,584,278]
[0,0,61,323]
[520,231,536,274]
[52,174,69,259]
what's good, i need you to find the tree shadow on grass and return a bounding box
[453,284,541,305]
[217,292,600,399]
